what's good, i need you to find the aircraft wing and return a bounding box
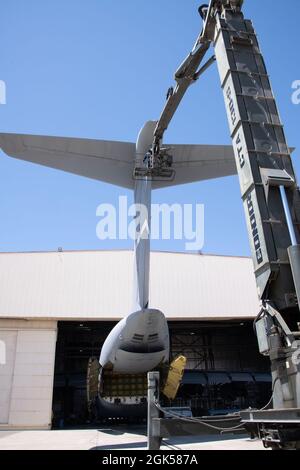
[0,133,136,189]
[152,143,237,189]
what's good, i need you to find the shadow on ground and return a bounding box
[91,432,249,450]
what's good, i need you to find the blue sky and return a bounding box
[0,0,299,255]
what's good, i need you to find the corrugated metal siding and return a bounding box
[150,253,259,320]
[0,251,260,320]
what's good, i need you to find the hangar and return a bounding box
[0,250,271,429]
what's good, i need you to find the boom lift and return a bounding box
[139,0,300,449]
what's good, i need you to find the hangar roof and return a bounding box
[0,250,260,321]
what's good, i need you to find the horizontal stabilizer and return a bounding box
[152,143,237,189]
[0,133,136,189]
[0,133,242,188]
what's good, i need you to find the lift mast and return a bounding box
[147,1,300,449]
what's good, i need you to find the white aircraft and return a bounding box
[0,122,237,414]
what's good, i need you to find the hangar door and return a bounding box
[0,331,17,424]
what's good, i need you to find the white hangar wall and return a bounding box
[0,250,260,321]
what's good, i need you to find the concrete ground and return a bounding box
[0,426,267,450]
